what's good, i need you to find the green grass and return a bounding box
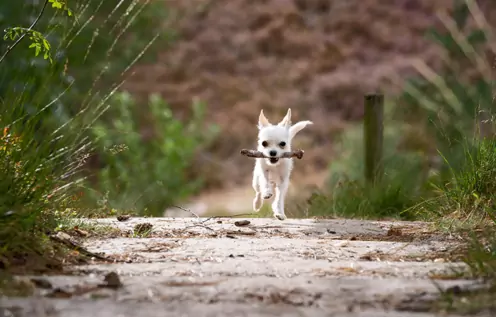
[0,0,168,274]
[417,137,496,226]
[302,111,429,220]
[0,101,84,270]
[431,137,496,315]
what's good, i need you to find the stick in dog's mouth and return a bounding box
[240,149,304,160]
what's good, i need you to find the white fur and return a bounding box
[252,108,313,220]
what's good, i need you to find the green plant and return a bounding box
[0,0,84,269]
[403,2,496,311]
[398,0,496,225]
[0,0,171,271]
[85,92,219,216]
[0,100,85,267]
[315,0,496,222]
[399,0,495,167]
[312,100,428,220]
[0,0,171,139]
[418,136,496,227]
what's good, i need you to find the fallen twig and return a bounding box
[225,230,257,236]
[240,149,304,159]
[172,205,200,218]
[50,232,115,262]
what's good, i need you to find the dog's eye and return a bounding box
[261,141,268,147]
[279,142,286,147]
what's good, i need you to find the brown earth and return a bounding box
[122,0,472,190]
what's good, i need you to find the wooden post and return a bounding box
[364,94,384,185]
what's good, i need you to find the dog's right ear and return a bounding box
[258,109,271,129]
[277,108,292,128]
[289,120,313,139]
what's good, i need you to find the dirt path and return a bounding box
[0,218,485,317]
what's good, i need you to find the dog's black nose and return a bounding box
[269,150,277,157]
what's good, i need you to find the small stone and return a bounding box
[46,288,72,298]
[30,278,53,289]
[102,272,123,289]
[234,220,251,227]
[117,215,131,222]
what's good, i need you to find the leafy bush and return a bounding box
[84,92,219,216]
[419,135,496,223]
[307,110,426,220]
[312,0,495,221]
[0,0,170,135]
[399,0,495,168]
[431,136,496,315]
[399,0,496,223]
[0,0,171,268]
[0,94,85,265]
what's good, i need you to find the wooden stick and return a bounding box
[240,149,304,159]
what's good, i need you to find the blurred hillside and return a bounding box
[122,0,463,190]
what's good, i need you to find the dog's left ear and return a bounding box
[277,108,292,128]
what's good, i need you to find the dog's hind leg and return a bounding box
[272,178,289,220]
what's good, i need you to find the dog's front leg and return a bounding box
[259,167,273,200]
[253,161,272,211]
[272,178,289,220]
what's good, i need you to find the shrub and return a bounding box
[398,0,495,171]
[312,0,495,221]
[419,135,496,224]
[307,112,426,220]
[83,92,219,216]
[0,103,84,266]
[0,0,171,268]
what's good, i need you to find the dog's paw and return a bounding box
[262,192,273,200]
[274,213,287,221]
[253,194,263,211]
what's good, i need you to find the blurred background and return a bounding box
[1,0,495,220]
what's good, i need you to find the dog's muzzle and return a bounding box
[269,157,279,164]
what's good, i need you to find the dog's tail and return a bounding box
[289,121,313,140]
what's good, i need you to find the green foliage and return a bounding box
[48,0,73,16]
[3,27,53,63]
[1,0,71,65]
[314,0,495,222]
[0,94,85,263]
[85,92,219,216]
[433,137,496,314]
[308,116,425,220]
[0,0,176,269]
[0,0,170,133]
[0,0,82,264]
[399,0,496,223]
[419,137,496,222]
[400,0,495,155]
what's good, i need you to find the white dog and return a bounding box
[252,108,313,220]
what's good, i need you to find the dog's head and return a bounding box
[257,108,313,165]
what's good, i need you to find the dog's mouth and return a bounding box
[269,157,279,164]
